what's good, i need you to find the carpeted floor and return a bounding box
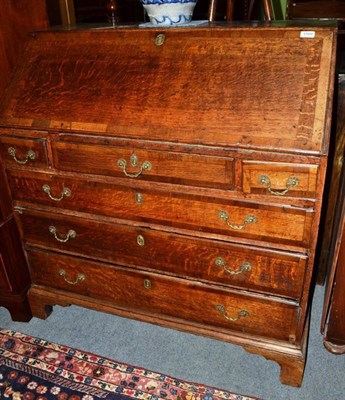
[0,328,259,400]
[0,285,344,400]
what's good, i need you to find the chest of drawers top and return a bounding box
[0,25,336,155]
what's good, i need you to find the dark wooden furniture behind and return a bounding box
[208,0,274,22]
[285,0,345,356]
[321,74,345,354]
[285,0,345,353]
[287,0,345,19]
[0,23,336,386]
[0,0,48,321]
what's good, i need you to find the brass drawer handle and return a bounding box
[218,210,257,230]
[49,226,76,243]
[8,146,36,165]
[215,257,252,275]
[59,269,85,285]
[259,175,299,196]
[117,154,152,178]
[42,184,71,201]
[216,305,249,321]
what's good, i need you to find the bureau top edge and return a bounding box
[0,25,337,155]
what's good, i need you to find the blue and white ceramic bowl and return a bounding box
[141,0,198,26]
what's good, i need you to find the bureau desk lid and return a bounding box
[0,25,336,155]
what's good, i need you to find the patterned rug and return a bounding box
[0,329,260,400]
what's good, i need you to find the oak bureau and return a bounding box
[0,23,336,386]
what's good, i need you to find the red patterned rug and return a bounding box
[0,329,260,400]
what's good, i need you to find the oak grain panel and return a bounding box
[242,161,319,199]
[28,249,299,342]
[0,135,49,169]
[0,28,335,154]
[9,170,314,248]
[52,140,234,190]
[19,209,307,299]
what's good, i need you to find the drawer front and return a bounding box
[27,249,299,342]
[19,210,307,299]
[242,161,319,199]
[9,171,314,248]
[0,135,48,169]
[53,141,234,190]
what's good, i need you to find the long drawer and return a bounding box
[52,140,234,191]
[27,249,299,342]
[9,171,314,248]
[18,209,307,299]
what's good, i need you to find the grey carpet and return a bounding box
[1,285,344,400]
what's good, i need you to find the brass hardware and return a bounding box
[42,184,71,201]
[215,257,252,275]
[135,192,143,204]
[259,175,299,196]
[117,154,152,178]
[144,279,152,289]
[59,269,85,285]
[49,225,76,243]
[155,33,165,46]
[8,147,36,165]
[130,154,139,167]
[137,235,145,246]
[216,305,249,321]
[218,210,257,230]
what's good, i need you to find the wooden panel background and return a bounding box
[0,0,48,98]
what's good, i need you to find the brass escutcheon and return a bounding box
[155,33,165,46]
[137,235,145,246]
[130,154,139,167]
[135,193,143,204]
[144,279,152,289]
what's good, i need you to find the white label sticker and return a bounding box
[300,31,316,38]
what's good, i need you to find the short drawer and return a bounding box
[242,161,319,199]
[0,135,48,169]
[18,209,307,299]
[52,140,234,190]
[9,171,314,248]
[27,249,299,342]
[9,170,314,248]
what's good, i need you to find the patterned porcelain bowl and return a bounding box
[141,0,198,26]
